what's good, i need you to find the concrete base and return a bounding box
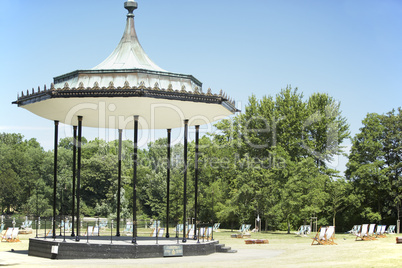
[29,236,219,259]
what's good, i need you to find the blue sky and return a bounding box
[1,0,401,174]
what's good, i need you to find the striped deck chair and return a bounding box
[187,224,195,239]
[356,224,369,241]
[367,224,377,240]
[213,223,220,232]
[375,225,382,238]
[206,227,213,240]
[295,225,304,236]
[386,225,396,234]
[311,226,327,245]
[198,227,206,239]
[323,226,337,245]
[378,225,387,238]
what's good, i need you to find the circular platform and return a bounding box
[29,236,220,259]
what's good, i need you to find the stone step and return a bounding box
[215,244,237,253]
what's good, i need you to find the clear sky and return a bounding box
[1,0,401,175]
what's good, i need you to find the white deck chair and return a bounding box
[368,224,377,240]
[85,226,94,236]
[1,228,13,242]
[150,228,158,237]
[10,228,20,242]
[324,226,337,245]
[379,225,387,237]
[93,225,99,236]
[304,225,311,235]
[311,226,327,245]
[295,225,304,236]
[206,227,213,239]
[375,225,381,237]
[199,227,205,238]
[356,224,369,241]
[187,224,195,239]
[158,228,164,237]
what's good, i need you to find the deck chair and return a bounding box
[21,220,28,229]
[379,225,387,238]
[93,225,99,236]
[187,225,195,239]
[242,224,251,233]
[199,227,206,239]
[356,224,369,241]
[99,220,108,229]
[0,223,4,235]
[239,224,246,232]
[46,229,53,238]
[311,226,327,245]
[375,225,382,238]
[85,226,94,236]
[386,225,396,234]
[304,225,311,235]
[9,228,20,242]
[65,222,72,232]
[348,225,360,235]
[367,224,377,240]
[213,223,220,232]
[175,224,183,233]
[295,225,304,236]
[323,226,337,245]
[206,227,213,240]
[150,228,158,237]
[158,228,165,237]
[1,228,13,242]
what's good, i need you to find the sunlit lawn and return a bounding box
[1,228,402,267]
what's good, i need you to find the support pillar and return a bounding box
[52,120,59,238]
[166,129,171,238]
[194,125,199,240]
[71,126,77,237]
[132,116,139,244]
[182,119,189,243]
[76,116,83,242]
[116,129,123,236]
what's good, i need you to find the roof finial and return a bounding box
[124,0,138,17]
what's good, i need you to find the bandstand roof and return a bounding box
[12,0,238,129]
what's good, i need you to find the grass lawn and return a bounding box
[0,229,401,267]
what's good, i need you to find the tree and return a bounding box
[346,108,402,224]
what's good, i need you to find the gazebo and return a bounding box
[13,0,238,259]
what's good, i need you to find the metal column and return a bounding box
[71,126,77,237]
[132,116,139,244]
[194,125,199,240]
[166,129,171,238]
[116,129,123,236]
[76,116,83,241]
[182,119,189,243]
[52,120,59,238]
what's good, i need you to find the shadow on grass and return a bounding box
[8,250,28,255]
